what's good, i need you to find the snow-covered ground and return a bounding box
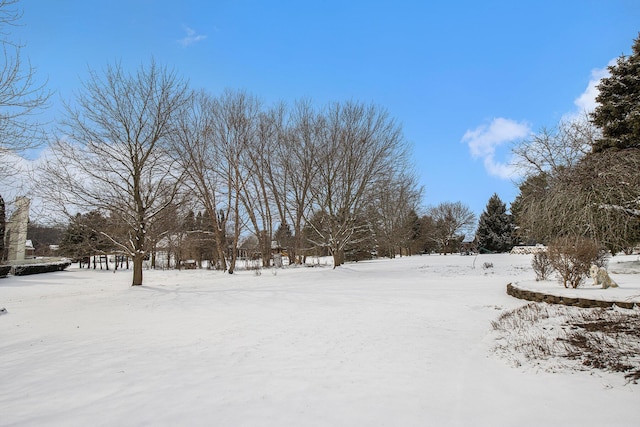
[1,254,638,426]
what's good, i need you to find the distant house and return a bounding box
[234,235,260,260]
[460,236,478,255]
[25,240,35,258]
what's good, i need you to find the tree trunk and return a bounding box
[132,253,143,286]
[215,210,227,271]
[332,246,344,268]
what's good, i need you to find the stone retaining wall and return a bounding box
[506,283,637,310]
[510,245,546,255]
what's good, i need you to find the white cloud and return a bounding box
[178,26,207,47]
[462,118,531,180]
[463,59,617,181]
[564,59,615,122]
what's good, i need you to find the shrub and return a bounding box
[547,236,605,288]
[482,261,494,269]
[0,265,11,278]
[12,261,72,276]
[531,251,553,281]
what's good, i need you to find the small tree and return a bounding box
[531,251,553,281]
[476,193,514,253]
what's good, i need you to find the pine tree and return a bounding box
[590,34,640,152]
[183,210,195,231]
[59,211,110,260]
[476,194,514,253]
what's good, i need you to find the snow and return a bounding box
[1,254,639,426]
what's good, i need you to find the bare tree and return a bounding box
[427,201,476,254]
[0,0,50,159]
[0,0,50,220]
[172,95,420,269]
[278,100,321,264]
[368,170,423,258]
[512,116,640,251]
[239,104,283,267]
[173,89,260,274]
[517,149,640,252]
[210,90,259,274]
[38,60,190,286]
[306,101,407,267]
[510,116,593,244]
[172,90,229,270]
[512,115,595,179]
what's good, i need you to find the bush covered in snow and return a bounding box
[12,260,72,276]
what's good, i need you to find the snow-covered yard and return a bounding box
[1,254,639,426]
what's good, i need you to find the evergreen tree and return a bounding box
[510,173,552,244]
[274,223,293,249]
[195,211,203,230]
[59,211,110,260]
[183,210,195,232]
[476,194,514,253]
[591,34,640,152]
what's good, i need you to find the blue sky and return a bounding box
[15,0,640,216]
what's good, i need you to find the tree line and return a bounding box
[40,60,485,284]
[33,60,431,284]
[1,0,481,286]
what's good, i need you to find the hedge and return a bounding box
[0,265,11,278]
[12,261,72,276]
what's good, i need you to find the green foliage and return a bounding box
[182,210,195,232]
[476,193,514,252]
[274,222,293,250]
[591,34,640,152]
[12,261,71,276]
[59,211,111,259]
